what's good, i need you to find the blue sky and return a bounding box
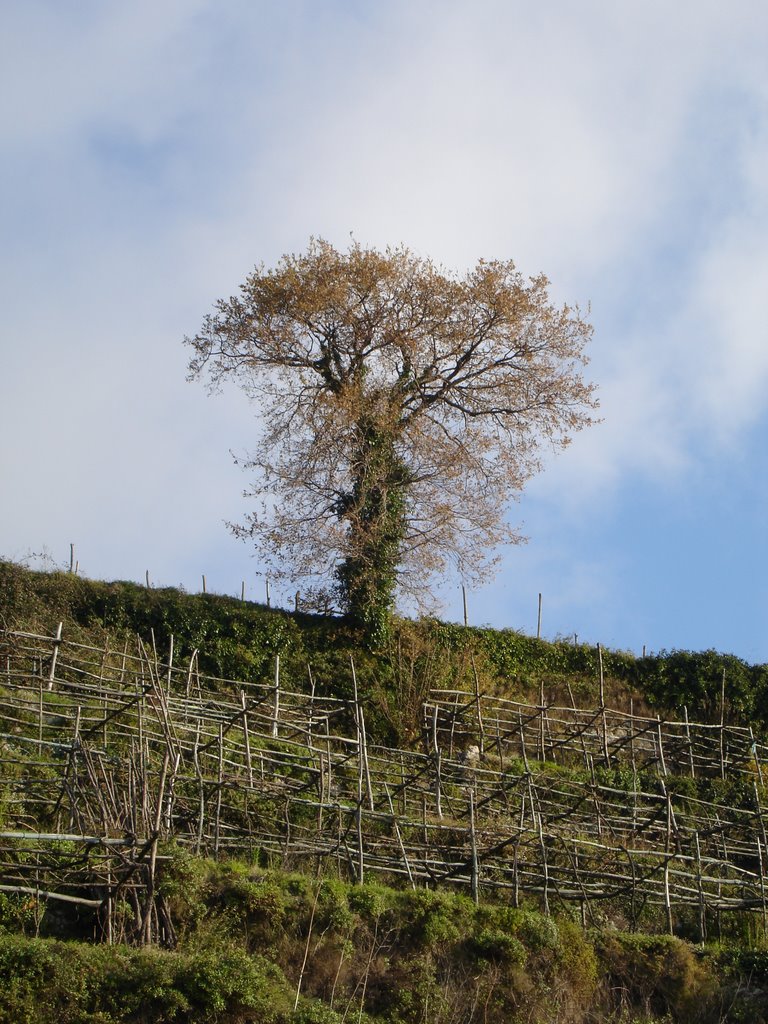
[2,1,768,662]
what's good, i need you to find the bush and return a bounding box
[0,934,292,1024]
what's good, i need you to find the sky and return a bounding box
[2,1,768,662]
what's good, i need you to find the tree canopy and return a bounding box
[186,239,597,637]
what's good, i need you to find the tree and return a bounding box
[186,239,597,638]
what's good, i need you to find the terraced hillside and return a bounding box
[1,616,766,947]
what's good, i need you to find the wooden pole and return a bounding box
[241,690,253,788]
[539,679,546,762]
[69,544,75,573]
[720,668,727,781]
[656,717,668,777]
[385,785,415,889]
[684,706,695,778]
[664,783,673,935]
[432,706,443,820]
[598,644,609,766]
[758,837,767,938]
[350,657,373,810]
[38,674,44,754]
[530,776,549,915]
[537,593,542,639]
[469,789,479,904]
[462,585,468,627]
[202,574,206,594]
[46,622,63,692]
[214,723,224,858]
[470,654,485,756]
[751,726,764,787]
[272,656,280,739]
[266,578,271,608]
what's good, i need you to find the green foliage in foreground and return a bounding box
[0,933,291,1024]
[2,859,768,1023]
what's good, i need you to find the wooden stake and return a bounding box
[385,785,415,889]
[598,644,609,767]
[469,789,479,904]
[656,717,668,777]
[241,690,253,788]
[432,706,443,820]
[470,654,485,755]
[214,723,224,858]
[758,837,767,938]
[750,726,763,787]
[684,706,695,778]
[720,668,726,781]
[46,622,63,691]
[536,593,542,639]
[272,656,280,739]
[538,679,546,762]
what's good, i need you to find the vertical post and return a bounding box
[145,570,151,589]
[750,727,764,787]
[295,591,300,613]
[530,776,549,915]
[469,789,479,905]
[462,585,468,627]
[307,665,316,747]
[518,710,530,773]
[69,543,75,573]
[351,657,373,810]
[202,574,207,594]
[386,785,415,889]
[272,655,280,739]
[663,782,673,936]
[106,865,113,945]
[694,831,706,942]
[684,706,695,778]
[432,706,443,820]
[214,723,224,858]
[266,578,271,608]
[47,622,63,692]
[536,593,542,639]
[598,644,609,767]
[539,678,546,762]
[241,581,245,602]
[656,717,668,777]
[356,744,365,885]
[166,634,174,698]
[758,838,767,939]
[470,654,485,756]
[241,690,253,788]
[629,697,637,831]
[720,668,727,781]
[38,674,44,753]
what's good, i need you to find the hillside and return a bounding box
[2,558,768,1023]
